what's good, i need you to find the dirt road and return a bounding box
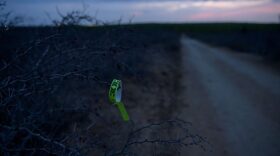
[179,36,280,156]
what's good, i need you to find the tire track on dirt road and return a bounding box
[179,36,280,156]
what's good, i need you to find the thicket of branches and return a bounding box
[0,2,209,155]
[0,1,22,32]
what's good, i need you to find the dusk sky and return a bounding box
[6,0,280,25]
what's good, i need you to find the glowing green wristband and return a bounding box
[109,79,129,121]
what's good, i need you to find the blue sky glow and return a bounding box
[5,0,280,25]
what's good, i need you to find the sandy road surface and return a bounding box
[179,36,280,156]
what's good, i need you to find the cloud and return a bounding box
[187,0,280,22]
[6,0,280,25]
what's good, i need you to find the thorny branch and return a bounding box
[112,119,210,156]
[0,3,209,155]
[0,124,80,155]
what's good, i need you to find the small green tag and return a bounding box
[108,79,130,121]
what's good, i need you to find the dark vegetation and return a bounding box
[123,23,280,61]
[0,24,210,155]
[1,22,279,155]
[179,24,280,61]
